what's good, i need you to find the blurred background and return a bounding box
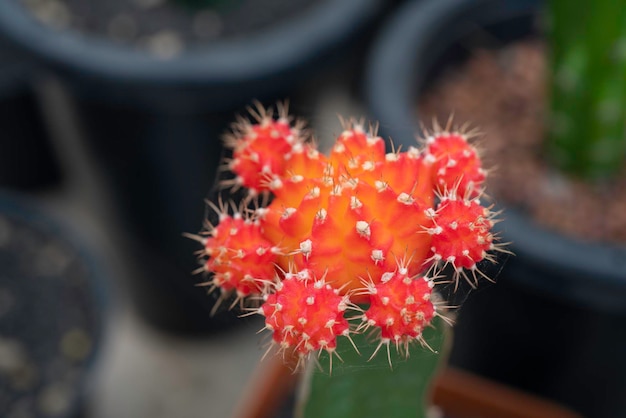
[0,0,396,417]
[0,0,625,417]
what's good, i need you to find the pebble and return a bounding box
[27,0,72,30]
[37,383,71,416]
[11,363,39,391]
[60,328,92,362]
[144,29,184,59]
[0,337,27,375]
[34,242,74,277]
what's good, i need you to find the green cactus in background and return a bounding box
[546,0,626,179]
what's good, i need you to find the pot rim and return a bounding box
[0,0,381,85]
[364,0,626,311]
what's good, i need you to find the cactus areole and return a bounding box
[192,104,504,367]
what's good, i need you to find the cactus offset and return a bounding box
[261,269,351,366]
[425,192,498,287]
[200,209,280,302]
[193,104,505,368]
[224,106,305,195]
[424,132,486,197]
[359,266,436,363]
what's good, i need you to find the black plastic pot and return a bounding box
[0,0,385,111]
[365,1,626,417]
[0,191,108,417]
[0,0,387,335]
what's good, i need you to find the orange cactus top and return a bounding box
[195,105,501,363]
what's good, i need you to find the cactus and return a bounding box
[261,269,351,366]
[547,0,626,179]
[200,208,280,303]
[299,316,447,418]
[191,104,506,417]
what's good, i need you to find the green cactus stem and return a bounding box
[296,316,448,418]
[546,0,626,179]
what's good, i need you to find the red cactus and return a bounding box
[425,192,497,286]
[425,132,486,197]
[256,123,435,300]
[261,270,350,362]
[225,110,304,195]
[192,105,505,366]
[360,267,436,361]
[203,212,280,298]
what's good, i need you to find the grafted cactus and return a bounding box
[191,104,506,417]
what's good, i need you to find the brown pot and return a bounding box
[233,355,583,418]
